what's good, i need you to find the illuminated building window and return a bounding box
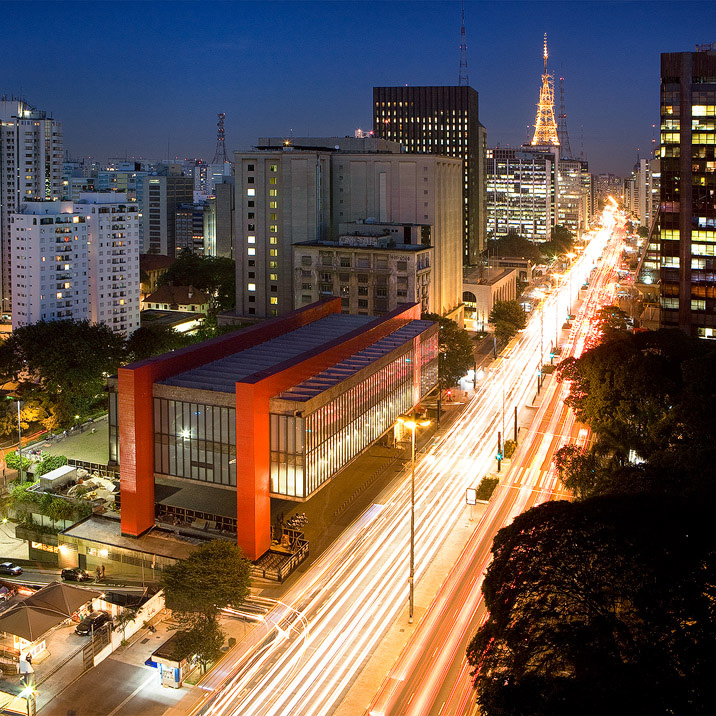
[269,261,277,269]
[270,273,278,281]
[269,237,277,245]
[270,164,278,172]
[270,201,278,209]
[248,283,256,291]
[247,236,255,243]
[270,178,277,185]
[270,249,278,257]
[248,248,255,256]
[247,188,255,196]
[269,190,278,197]
[270,297,278,305]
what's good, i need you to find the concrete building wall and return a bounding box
[334,154,462,320]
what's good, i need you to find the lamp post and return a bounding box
[397,414,431,624]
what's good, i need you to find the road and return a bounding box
[163,217,619,716]
[365,214,624,716]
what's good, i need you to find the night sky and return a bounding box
[1,1,709,176]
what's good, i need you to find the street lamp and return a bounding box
[397,414,431,624]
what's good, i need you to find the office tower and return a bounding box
[373,86,486,264]
[486,147,557,242]
[175,202,206,255]
[11,194,140,336]
[659,46,716,337]
[234,137,462,322]
[141,171,194,256]
[204,178,234,258]
[0,97,63,317]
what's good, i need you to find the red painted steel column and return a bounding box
[118,365,156,536]
[234,382,271,560]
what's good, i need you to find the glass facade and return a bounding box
[270,331,438,498]
[153,398,236,486]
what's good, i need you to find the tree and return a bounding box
[175,616,225,674]
[637,225,649,238]
[593,304,630,342]
[556,329,705,461]
[540,224,575,258]
[125,324,191,362]
[114,606,140,642]
[467,496,716,716]
[489,300,527,342]
[488,234,544,263]
[159,252,236,314]
[422,313,474,390]
[161,540,251,621]
[0,320,126,426]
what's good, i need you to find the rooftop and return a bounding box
[162,312,375,393]
[463,266,515,286]
[277,319,435,402]
[61,514,202,560]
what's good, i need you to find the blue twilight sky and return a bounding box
[0,0,711,176]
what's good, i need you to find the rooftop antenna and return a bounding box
[580,125,585,160]
[458,0,469,86]
[211,112,228,164]
[557,75,573,158]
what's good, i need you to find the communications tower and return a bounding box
[557,76,573,158]
[212,112,228,164]
[458,0,468,86]
[531,34,559,147]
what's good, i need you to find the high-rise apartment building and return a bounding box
[80,193,141,335]
[373,86,486,264]
[11,194,140,336]
[658,46,716,337]
[0,97,63,317]
[233,137,462,322]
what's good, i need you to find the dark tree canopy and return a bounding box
[159,251,235,313]
[593,304,630,342]
[0,319,125,425]
[160,540,251,621]
[489,300,527,342]
[487,234,544,263]
[423,313,474,390]
[467,496,716,716]
[555,329,706,461]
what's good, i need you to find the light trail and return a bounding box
[171,213,621,716]
[366,208,624,716]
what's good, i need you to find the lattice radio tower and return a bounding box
[557,76,573,158]
[212,112,228,164]
[531,34,559,146]
[458,0,469,86]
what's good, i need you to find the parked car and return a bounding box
[61,567,92,582]
[75,611,112,635]
[0,562,22,576]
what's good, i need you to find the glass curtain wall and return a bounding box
[154,398,236,486]
[270,333,438,498]
[108,388,119,464]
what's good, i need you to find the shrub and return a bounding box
[503,439,517,459]
[476,476,499,501]
[35,453,68,477]
[5,452,32,472]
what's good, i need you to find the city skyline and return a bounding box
[1,0,708,176]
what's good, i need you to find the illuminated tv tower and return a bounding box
[531,34,559,147]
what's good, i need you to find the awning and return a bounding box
[0,581,101,642]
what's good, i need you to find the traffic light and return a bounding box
[446,389,452,401]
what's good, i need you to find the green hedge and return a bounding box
[476,476,499,501]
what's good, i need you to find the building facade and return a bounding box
[141,173,194,256]
[462,266,517,331]
[486,147,556,242]
[372,85,486,263]
[11,194,140,335]
[233,138,462,323]
[111,299,437,559]
[294,222,432,315]
[0,98,63,317]
[659,47,716,337]
[79,193,141,335]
